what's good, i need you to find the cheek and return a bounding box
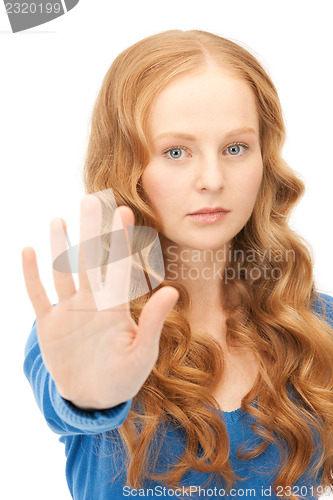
[233,162,263,202]
[141,165,177,210]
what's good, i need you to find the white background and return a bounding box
[1,0,332,498]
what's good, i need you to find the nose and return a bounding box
[195,153,226,191]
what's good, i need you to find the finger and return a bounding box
[50,218,76,301]
[103,206,135,310]
[22,247,52,319]
[137,286,179,354]
[79,194,103,293]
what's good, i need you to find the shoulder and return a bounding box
[312,292,333,328]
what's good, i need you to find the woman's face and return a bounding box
[141,64,263,252]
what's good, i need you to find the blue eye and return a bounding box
[225,143,248,156]
[163,146,189,160]
[169,148,183,159]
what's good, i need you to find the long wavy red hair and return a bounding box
[82,29,333,499]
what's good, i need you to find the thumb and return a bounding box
[137,286,179,355]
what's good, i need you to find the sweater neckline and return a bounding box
[218,396,259,423]
[218,384,298,423]
[220,406,245,422]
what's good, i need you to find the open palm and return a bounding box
[22,195,179,410]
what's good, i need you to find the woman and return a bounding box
[22,30,333,500]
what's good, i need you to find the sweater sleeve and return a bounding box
[23,318,133,437]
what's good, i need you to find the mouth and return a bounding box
[187,207,230,215]
[186,209,230,224]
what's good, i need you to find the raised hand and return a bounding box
[22,195,179,410]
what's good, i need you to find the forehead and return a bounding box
[148,67,259,138]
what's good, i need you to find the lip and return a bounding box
[187,210,230,224]
[188,207,230,215]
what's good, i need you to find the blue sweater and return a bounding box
[24,293,333,500]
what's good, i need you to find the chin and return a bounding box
[186,238,230,252]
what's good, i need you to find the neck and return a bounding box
[162,239,232,319]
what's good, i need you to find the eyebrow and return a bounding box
[154,127,257,142]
